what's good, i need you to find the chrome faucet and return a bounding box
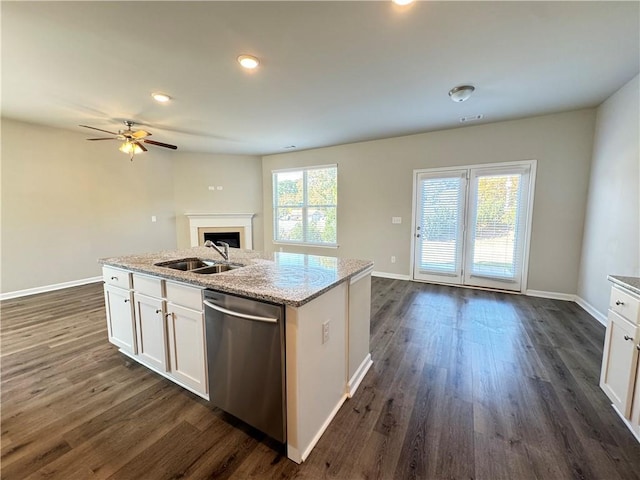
[204,240,229,261]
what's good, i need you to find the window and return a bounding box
[273,165,337,246]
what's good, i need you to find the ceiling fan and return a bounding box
[79,120,178,160]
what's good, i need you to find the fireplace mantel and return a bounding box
[186,213,255,249]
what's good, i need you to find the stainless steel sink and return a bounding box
[154,258,243,274]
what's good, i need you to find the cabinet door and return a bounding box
[133,293,168,372]
[104,284,136,355]
[630,352,640,439]
[600,310,639,417]
[166,303,208,396]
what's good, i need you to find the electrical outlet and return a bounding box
[391,256,396,263]
[322,321,330,344]
[151,215,157,223]
[392,216,402,224]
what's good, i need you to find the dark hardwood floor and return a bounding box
[2,278,639,479]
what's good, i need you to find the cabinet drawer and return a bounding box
[610,286,640,324]
[165,281,203,311]
[133,273,164,298]
[103,266,132,289]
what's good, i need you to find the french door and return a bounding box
[412,161,535,292]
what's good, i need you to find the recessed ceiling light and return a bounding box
[237,55,259,69]
[392,0,414,5]
[152,92,171,103]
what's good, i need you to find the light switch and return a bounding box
[392,217,402,224]
[208,186,216,191]
[151,216,157,223]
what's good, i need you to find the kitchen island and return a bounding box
[99,247,374,464]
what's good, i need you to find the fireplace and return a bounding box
[186,213,255,249]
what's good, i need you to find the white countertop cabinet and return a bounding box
[103,269,209,399]
[103,267,136,355]
[600,278,640,442]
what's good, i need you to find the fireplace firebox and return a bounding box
[203,232,241,249]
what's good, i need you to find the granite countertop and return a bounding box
[608,275,640,296]
[99,247,374,307]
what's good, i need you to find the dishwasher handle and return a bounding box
[203,300,278,324]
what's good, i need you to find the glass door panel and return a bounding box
[413,171,467,284]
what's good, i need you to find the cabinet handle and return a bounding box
[111,276,118,280]
[616,300,625,306]
[637,344,640,351]
[624,335,633,341]
[165,312,173,319]
[124,298,130,303]
[155,309,162,314]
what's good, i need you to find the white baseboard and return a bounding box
[525,289,575,301]
[347,354,373,398]
[288,393,348,464]
[372,271,411,281]
[575,296,607,326]
[0,276,102,301]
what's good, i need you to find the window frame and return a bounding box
[272,164,338,247]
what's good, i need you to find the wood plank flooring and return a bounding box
[2,278,639,479]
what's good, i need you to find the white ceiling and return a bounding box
[2,1,639,156]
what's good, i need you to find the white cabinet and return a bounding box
[600,310,638,416]
[133,292,168,372]
[631,362,640,439]
[600,281,640,441]
[103,267,136,355]
[102,267,208,399]
[166,302,207,395]
[104,284,136,354]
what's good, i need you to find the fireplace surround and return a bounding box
[186,213,255,249]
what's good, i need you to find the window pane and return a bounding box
[419,177,463,274]
[275,171,303,206]
[307,168,337,206]
[306,207,336,244]
[276,207,303,242]
[470,173,522,280]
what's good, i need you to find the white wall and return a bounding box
[171,152,263,250]
[1,119,177,294]
[578,74,640,317]
[262,109,596,295]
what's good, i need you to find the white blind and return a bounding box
[418,173,465,275]
[467,171,526,282]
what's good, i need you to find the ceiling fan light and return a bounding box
[152,92,171,103]
[448,85,475,102]
[119,141,144,155]
[237,54,259,69]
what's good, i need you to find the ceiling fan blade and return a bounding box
[132,130,151,139]
[79,125,118,135]
[144,139,178,150]
[134,141,148,152]
[87,137,117,141]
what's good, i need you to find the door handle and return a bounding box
[203,300,277,323]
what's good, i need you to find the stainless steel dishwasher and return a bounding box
[203,290,286,443]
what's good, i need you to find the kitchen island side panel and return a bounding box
[285,281,348,463]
